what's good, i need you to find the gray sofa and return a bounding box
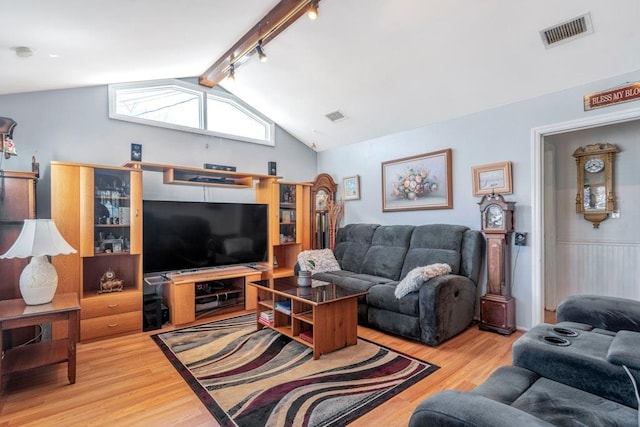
[409,294,640,426]
[312,223,484,346]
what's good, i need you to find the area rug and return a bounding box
[152,314,438,427]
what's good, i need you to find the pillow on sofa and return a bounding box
[395,263,452,299]
[297,249,341,274]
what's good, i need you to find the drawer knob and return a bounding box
[108,323,119,328]
[108,304,119,308]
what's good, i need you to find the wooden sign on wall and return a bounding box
[584,82,640,111]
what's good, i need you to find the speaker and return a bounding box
[268,161,277,176]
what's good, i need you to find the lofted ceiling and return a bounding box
[1,1,639,151]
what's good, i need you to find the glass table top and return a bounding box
[251,277,367,304]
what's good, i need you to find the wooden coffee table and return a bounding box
[248,277,367,359]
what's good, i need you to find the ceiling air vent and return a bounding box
[325,110,346,123]
[540,12,593,48]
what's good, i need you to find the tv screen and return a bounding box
[143,200,268,275]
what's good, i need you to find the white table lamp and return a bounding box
[0,219,77,305]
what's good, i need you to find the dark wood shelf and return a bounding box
[3,339,69,374]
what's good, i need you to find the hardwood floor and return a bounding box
[0,312,525,427]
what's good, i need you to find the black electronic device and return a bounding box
[142,200,268,276]
[268,161,277,176]
[203,163,236,172]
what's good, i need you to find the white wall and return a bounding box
[318,69,640,329]
[0,84,318,217]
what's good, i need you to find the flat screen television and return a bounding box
[142,200,268,276]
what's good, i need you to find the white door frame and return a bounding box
[530,106,640,326]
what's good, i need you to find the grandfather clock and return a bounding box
[478,192,516,335]
[310,173,337,249]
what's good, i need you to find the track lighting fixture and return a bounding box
[256,40,268,63]
[307,0,319,20]
[200,0,324,88]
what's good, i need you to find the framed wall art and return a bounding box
[471,161,512,196]
[381,149,452,212]
[343,175,360,200]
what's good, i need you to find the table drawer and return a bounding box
[81,311,142,341]
[81,292,141,319]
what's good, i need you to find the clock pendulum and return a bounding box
[478,192,516,335]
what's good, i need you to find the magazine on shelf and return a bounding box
[260,310,274,323]
[274,300,291,315]
[299,330,313,344]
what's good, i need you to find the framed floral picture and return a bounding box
[471,161,512,196]
[381,149,453,212]
[343,175,360,200]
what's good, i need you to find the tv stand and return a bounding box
[162,265,267,325]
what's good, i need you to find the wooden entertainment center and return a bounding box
[162,265,264,326]
[52,161,312,337]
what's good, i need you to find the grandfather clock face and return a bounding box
[484,204,504,230]
[315,189,329,211]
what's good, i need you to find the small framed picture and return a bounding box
[131,143,142,161]
[112,241,123,253]
[343,175,360,200]
[471,161,512,196]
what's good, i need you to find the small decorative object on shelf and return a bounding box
[298,270,312,287]
[99,268,124,293]
[0,117,18,161]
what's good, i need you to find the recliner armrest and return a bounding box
[556,294,640,332]
[607,330,640,370]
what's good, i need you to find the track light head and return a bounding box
[256,40,268,63]
[227,63,236,81]
[307,0,319,20]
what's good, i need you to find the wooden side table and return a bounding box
[0,293,80,391]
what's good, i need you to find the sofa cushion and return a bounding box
[394,263,452,299]
[400,224,467,279]
[360,225,414,281]
[297,249,340,274]
[511,377,638,426]
[312,271,377,293]
[368,283,419,316]
[333,224,378,273]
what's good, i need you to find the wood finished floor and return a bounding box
[0,311,538,427]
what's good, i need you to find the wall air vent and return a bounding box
[325,110,346,123]
[540,12,593,48]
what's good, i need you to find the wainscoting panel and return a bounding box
[549,241,640,309]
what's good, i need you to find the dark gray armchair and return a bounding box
[409,294,640,426]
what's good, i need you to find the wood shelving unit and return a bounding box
[255,180,311,278]
[51,162,143,342]
[122,161,276,189]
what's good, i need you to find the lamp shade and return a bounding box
[0,219,76,259]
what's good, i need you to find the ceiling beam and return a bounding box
[199,0,320,88]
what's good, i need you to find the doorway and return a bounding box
[531,106,640,327]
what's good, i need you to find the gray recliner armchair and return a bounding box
[409,294,640,426]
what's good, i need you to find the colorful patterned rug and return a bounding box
[152,314,438,427]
